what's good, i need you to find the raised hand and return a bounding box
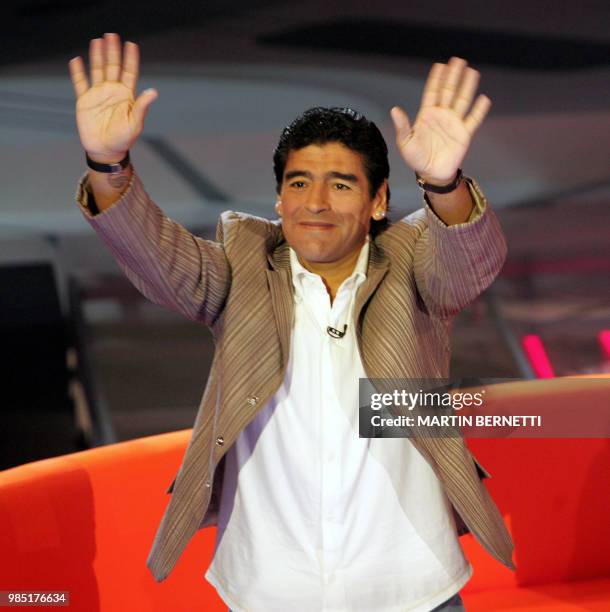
[390,57,491,184]
[68,33,158,163]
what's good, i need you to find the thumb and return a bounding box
[133,88,158,127]
[390,105,413,145]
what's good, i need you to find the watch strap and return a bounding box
[416,168,463,194]
[85,151,130,173]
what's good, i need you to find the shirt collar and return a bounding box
[289,236,370,293]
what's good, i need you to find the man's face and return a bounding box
[276,142,387,265]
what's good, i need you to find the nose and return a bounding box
[304,183,330,214]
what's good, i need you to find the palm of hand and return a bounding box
[69,34,158,161]
[76,82,136,157]
[398,106,471,181]
[391,57,491,183]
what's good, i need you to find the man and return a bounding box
[69,33,513,611]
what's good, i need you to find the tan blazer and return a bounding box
[76,169,515,583]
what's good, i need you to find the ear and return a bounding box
[370,179,388,220]
[275,199,282,217]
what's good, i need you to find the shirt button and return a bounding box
[215,436,224,446]
[246,396,259,407]
[204,481,211,488]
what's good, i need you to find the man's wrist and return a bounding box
[423,178,475,226]
[415,169,463,194]
[85,151,130,168]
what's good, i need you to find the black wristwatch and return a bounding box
[85,151,131,173]
[415,168,463,194]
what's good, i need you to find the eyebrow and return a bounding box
[284,170,359,184]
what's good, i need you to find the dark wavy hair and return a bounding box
[273,107,391,237]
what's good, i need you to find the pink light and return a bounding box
[599,330,610,361]
[522,334,555,378]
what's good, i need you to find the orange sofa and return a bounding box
[1,378,609,611]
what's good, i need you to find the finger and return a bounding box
[420,63,444,109]
[464,94,492,135]
[439,56,467,108]
[390,106,411,137]
[452,67,480,118]
[104,32,122,81]
[132,88,158,127]
[68,56,89,99]
[390,106,413,145]
[121,41,139,95]
[89,38,104,85]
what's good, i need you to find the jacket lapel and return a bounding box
[354,239,390,323]
[266,241,293,370]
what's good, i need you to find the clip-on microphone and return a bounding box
[326,325,347,339]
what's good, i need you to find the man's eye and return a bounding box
[290,181,306,188]
[334,183,350,190]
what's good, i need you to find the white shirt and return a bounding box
[205,238,472,611]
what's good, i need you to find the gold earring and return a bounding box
[374,210,385,219]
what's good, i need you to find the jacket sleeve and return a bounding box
[75,168,231,327]
[412,176,508,320]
